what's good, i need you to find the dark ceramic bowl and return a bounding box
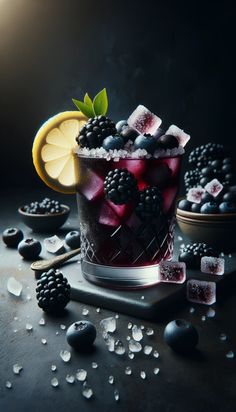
[176,205,236,253]
[18,205,70,233]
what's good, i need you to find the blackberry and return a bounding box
[136,187,162,220]
[188,143,226,169]
[77,115,117,148]
[104,168,138,205]
[23,198,62,215]
[36,269,71,313]
[179,242,219,269]
[184,170,202,191]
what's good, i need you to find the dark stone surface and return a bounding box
[0,190,236,411]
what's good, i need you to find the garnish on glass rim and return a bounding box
[72,88,108,118]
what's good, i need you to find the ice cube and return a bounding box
[226,351,235,359]
[82,382,93,399]
[51,378,59,387]
[158,261,186,284]
[201,256,224,275]
[66,375,75,384]
[91,362,98,369]
[162,186,178,214]
[125,366,132,375]
[129,339,142,352]
[114,389,120,402]
[132,325,143,341]
[98,201,121,227]
[82,308,89,316]
[153,350,159,358]
[115,159,146,179]
[60,324,66,330]
[5,381,12,389]
[13,364,23,374]
[165,124,190,147]
[146,328,154,336]
[154,367,160,375]
[43,235,64,254]
[144,345,153,355]
[7,277,22,296]
[187,187,205,203]
[206,307,216,318]
[187,279,216,305]
[41,338,47,345]
[219,333,227,341]
[127,105,162,135]
[100,317,116,333]
[114,340,126,355]
[106,199,133,221]
[205,179,223,197]
[51,365,57,371]
[76,369,87,381]
[78,169,104,201]
[26,323,33,331]
[103,332,115,352]
[145,162,172,187]
[108,376,114,384]
[140,371,146,380]
[128,351,135,359]
[60,350,71,362]
[127,322,133,329]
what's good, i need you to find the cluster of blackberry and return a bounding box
[36,269,71,313]
[77,115,117,149]
[23,198,62,215]
[179,242,219,269]
[104,168,163,220]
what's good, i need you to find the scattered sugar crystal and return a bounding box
[158,261,186,284]
[125,366,132,375]
[13,329,18,333]
[127,322,133,329]
[226,351,235,359]
[14,316,18,321]
[128,351,135,359]
[144,345,153,355]
[66,375,75,384]
[51,365,57,372]
[7,277,22,296]
[189,307,195,314]
[82,382,93,399]
[140,371,146,380]
[92,362,98,369]
[126,336,131,341]
[201,256,225,276]
[141,325,145,330]
[205,179,223,197]
[165,124,190,147]
[187,187,205,204]
[26,294,32,301]
[41,338,47,345]
[108,375,114,384]
[201,316,206,322]
[60,324,66,330]
[206,307,216,318]
[153,350,159,358]
[114,389,120,402]
[129,339,142,352]
[60,350,71,362]
[55,331,59,335]
[187,279,216,305]
[26,323,33,331]
[51,377,59,387]
[220,252,225,257]
[128,105,162,135]
[228,254,232,258]
[76,369,87,382]
[100,317,116,333]
[220,333,227,341]
[115,314,119,319]
[146,328,154,336]
[39,318,45,326]
[13,364,23,374]
[114,340,125,355]
[103,332,115,352]
[82,308,89,316]
[141,296,145,300]
[154,368,160,375]
[132,325,143,341]
[18,264,22,271]
[178,235,183,241]
[6,381,12,389]
[96,307,101,313]
[43,235,64,254]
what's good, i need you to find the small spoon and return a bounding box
[31,247,81,272]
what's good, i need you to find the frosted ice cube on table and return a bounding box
[7,277,22,296]
[127,104,162,135]
[43,235,64,254]
[187,187,205,203]
[187,279,216,305]
[205,179,223,197]
[165,124,190,147]
[158,261,186,284]
[100,317,116,333]
[201,256,225,276]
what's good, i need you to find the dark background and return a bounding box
[0,0,235,190]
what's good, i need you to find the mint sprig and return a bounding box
[72,88,108,118]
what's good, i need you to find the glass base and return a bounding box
[81,260,162,289]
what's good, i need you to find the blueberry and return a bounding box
[191,203,201,213]
[200,202,219,214]
[223,157,232,165]
[199,177,210,186]
[2,228,24,248]
[211,159,222,168]
[164,319,198,352]
[66,320,96,350]
[134,134,157,154]
[156,134,179,150]
[222,164,233,174]
[65,231,81,249]
[201,192,213,203]
[115,120,127,134]
[178,199,192,211]
[120,126,138,142]
[201,166,214,177]
[18,238,42,260]
[223,192,236,202]
[219,201,236,213]
[102,135,124,151]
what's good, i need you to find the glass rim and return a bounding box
[76,153,184,160]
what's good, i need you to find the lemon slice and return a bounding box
[32,111,87,194]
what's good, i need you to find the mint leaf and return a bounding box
[84,93,93,108]
[72,98,94,118]
[93,88,108,116]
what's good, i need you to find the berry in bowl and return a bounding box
[18,198,70,232]
[176,143,236,252]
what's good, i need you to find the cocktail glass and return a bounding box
[76,155,182,288]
